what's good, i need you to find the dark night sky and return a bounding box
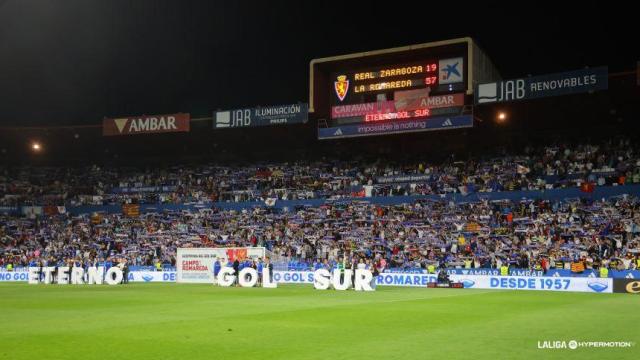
[0,0,636,126]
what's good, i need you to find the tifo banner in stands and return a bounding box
[475,67,608,104]
[103,113,190,136]
[214,103,308,129]
[318,115,473,140]
[176,247,266,283]
[122,203,140,217]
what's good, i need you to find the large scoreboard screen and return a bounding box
[310,38,499,139]
[331,59,459,105]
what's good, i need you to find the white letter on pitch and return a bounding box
[354,269,374,291]
[43,267,55,284]
[217,267,236,287]
[28,267,40,284]
[71,267,85,284]
[239,268,258,287]
[332,269,352,290]
[105,267,123,285]
[87,267,104,285]
[313,269,331,290]
[57,267,70,284]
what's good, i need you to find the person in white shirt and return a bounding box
[357,258,366,270]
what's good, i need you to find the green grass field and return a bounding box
[0,283,638,360]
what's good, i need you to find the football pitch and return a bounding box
[0,283,638,360]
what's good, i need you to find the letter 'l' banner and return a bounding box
[176,247,266,283]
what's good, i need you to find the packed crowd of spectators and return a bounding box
[2,194,639,272]
[1,139,640,207]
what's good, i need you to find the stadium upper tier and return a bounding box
[1,139,638,207]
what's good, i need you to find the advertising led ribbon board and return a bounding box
[318,115,473,140]
[214,103,308,129]
[475,67,608,104]
[2,269,616,293]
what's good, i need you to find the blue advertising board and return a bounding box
[318,115,473,140]
[0,270,618,292]
[475,67,608,104]
[214,103,308,129]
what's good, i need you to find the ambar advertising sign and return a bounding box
[103,113,190,136]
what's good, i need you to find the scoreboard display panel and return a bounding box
[331,59,459,106]
[310,38,499,139]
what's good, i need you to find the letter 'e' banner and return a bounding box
[103,113,190,136]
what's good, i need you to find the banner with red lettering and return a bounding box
[103,113,190,136]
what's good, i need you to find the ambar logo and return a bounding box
[103,113,190,136]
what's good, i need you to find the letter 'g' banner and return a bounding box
[176,247,266,283]
[103,113,190,136]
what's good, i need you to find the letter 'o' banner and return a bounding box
[103,113,190,136]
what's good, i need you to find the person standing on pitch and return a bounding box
[213,258,222,285]
[370,259,379,289]
[256,258,263,286]
[351,257,358,286]
[232,257,240,287]
[337,257,345,283]
[122,259,129,284]
[264,257,273,283]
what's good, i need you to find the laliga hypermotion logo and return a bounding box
[334,75,349,101]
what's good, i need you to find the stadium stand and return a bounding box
[2,144,639,274]
[1,139,638,207]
